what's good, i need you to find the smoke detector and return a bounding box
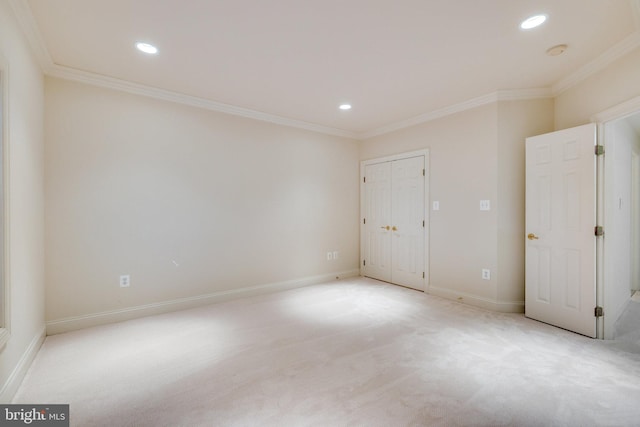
[546,44,568,56]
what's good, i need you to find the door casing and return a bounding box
[592,95,640,339]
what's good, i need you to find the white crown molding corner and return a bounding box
[47,65,359,140]
[552,31,640,96]
[7,0,54,73]
[359,88,553,140]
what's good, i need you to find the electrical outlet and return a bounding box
[482,269,491,280]
[480,200,491,211]
[327,252,333,261]
[120,274,131,287]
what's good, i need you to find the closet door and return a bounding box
[363,162,393,282]
[362,155,425,290]
[391,156,425,290]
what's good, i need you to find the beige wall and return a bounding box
[497,99,555,304]
[555,48,640,129]
[362,104,501,309]
[361,99,553,311]
[44,78,360,329]
[0,2,46,402]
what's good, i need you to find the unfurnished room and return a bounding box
[1,0,640,426]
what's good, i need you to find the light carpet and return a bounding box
[13,278,640,426]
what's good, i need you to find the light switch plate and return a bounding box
[480,200,491,211]
[119,275,130,287]
[433,201,440,211]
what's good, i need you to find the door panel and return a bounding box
[391,156,425,290]
[363,162,392,282]
[525,123,597,337]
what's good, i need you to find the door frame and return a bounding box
[592,95,640,339]
[360,149,430,290]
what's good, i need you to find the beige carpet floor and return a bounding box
[13,278,640,426]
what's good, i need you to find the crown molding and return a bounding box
[552,30,640,95]
[359,88,553,140]
[7,0,54,72]
[49,64,553,141]
[9,1,357,139]
[5,0,554,141]
[48,65,359,140]
[12,0,636,140]
[360,92,499,140]
[495,88,554,101]
[552,0,640,95]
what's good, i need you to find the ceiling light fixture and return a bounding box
[135,42,158,54]
[339,104,352,110]
[520,14,547,30]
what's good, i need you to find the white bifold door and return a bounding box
[525,123,598,338]
[362,155,426,291]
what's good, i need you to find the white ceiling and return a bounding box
[19,0,640,138]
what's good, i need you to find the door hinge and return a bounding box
[595,226,604,237]
[423,169,425,176]
[595,145,605,156]
[422,220,425,228]
[422,272,425,279]
[363,260,366,266]
[594,306,604,317]
[363,218,366,225]
[363,176,366,183]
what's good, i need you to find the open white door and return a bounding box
[525,123,598,338]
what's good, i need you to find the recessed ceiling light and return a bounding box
[520,14,547,30]
[339,104,352,110]
[135,42,158,54]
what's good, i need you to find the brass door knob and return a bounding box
[380,226,390,230]
[527,233,539,240]
[392,226,397,231]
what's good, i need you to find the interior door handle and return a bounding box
[380,226,390,230]
[392,226,397,231]
[527,233,539,240]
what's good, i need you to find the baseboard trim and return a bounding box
[0,326,46,403]
[428,286,524,313]
[46,270,360,335]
